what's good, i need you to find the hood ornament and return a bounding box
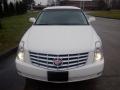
[53,57,63,67]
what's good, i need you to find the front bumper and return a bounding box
[16,59,104,83]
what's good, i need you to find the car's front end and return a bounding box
[16,51,104,83]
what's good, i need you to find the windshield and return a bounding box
[35,9,89,25]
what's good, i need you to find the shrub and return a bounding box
[0,2,2,29]
[15,1,27,15]
[3,0,9,16]
[0,2,3,18]
[15,1,21,14]
[0,22,1,29]
[1,0,28,17]
[97,0,108,10]
[8,2,15,16]
[21,1,27,14]
[112,0,120,9]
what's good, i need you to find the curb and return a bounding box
[0,47,18,60]
[94,16,120,20]
[88,14,120,20]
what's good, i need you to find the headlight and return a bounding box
[94,41,103,62]
[17,41,24,61]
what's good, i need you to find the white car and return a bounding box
[16,6,104,83]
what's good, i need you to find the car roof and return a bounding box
[44,6,81,10]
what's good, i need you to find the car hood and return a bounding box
[27,25,95,54]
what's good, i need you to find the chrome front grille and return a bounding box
[29,51,89,70]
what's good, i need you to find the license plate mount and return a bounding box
[47,71,68,82]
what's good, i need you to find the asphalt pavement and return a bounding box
[0,17,120,90]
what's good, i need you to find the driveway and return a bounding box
[0,17,120,90]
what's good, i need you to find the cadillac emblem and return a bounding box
[53,57,63,66]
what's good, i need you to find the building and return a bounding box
[59,0,96,10]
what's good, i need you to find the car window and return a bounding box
[35,9,89,25]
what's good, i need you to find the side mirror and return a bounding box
[29,17,36,23]
[88,17,96,23]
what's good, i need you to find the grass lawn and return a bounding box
[89,10,120,20]
[0,11,38,54]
